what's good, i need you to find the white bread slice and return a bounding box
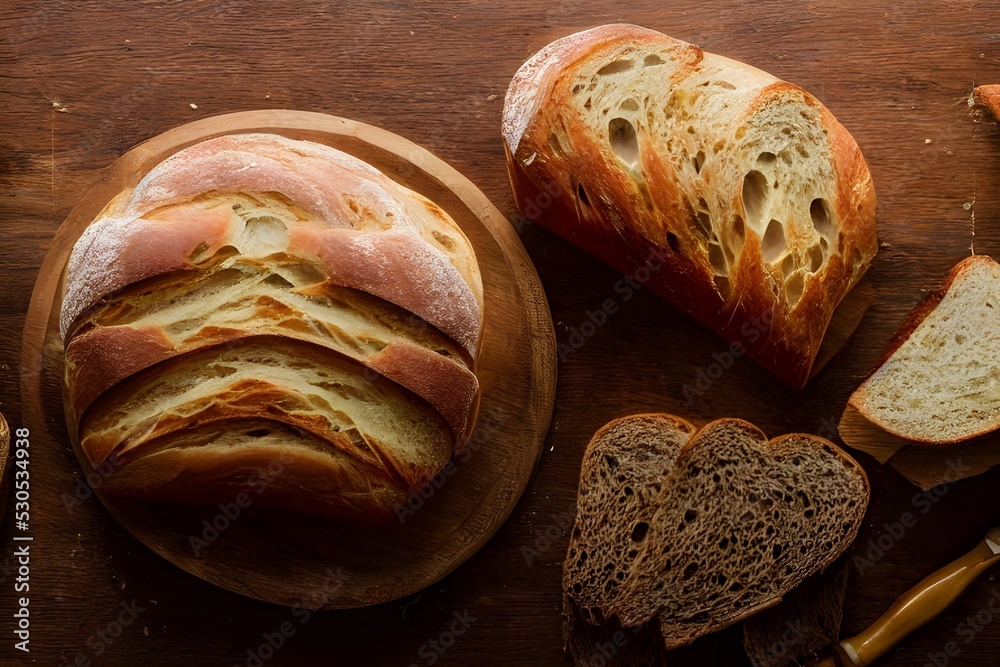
[849,255,1000,445]
[503,24,876,388]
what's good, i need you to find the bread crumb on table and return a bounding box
[189,103,198,109]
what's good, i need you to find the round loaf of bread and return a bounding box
[60,133,484,520]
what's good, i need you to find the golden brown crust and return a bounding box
[503,25,877,388]
[976,84,1000,119]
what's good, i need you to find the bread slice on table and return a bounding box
[846,255,1000,446]
[562,414,694,666]
[563,414,868,662]
[503,24,877,388]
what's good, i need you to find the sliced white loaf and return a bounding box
[503,24,877,388]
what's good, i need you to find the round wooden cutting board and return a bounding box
[20,110,557,609]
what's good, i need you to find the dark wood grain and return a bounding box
[2,1,1000,665]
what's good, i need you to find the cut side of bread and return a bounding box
[503,24,877,388]
[848,255,1000,445]
[563,414,693,665]
[618,420,867,645]
[564,414,868,655]
[65,252,478,444]
[564,414,695,626]
[80,336,452,499]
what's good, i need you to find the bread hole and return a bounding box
[808,244,825,272]
[766,525,775,536]
[667,231,681,254]
[693,150,706,173]
[597,58,634,75]
[240,216,289,256]
[684,509,698,522]
[786,271,806,306]
[188,242,210,262]
[712,473,721,483]
[576,183,591,208]
[643,53,665,66]
[604,454,619,469]
[713,275,730,298]
[729,582,744,592]
[810,198,835,238]
[627,549,638,558]
[572,583,582,593]
[623,486,634,496]
[761,219,787,263]
[956,334,967,344]
[694,211,712,238]
[772,544,783,559]
[682,563,699,579]
[780,254,795,275]
[714,80,737,90]
[757,151,777,165]
[719,537,729,549]
[687,125,696,135]
[797,144,811,158]
[608,117,640,168]
[805,508,816,518]
[739,510,754,522]
[850,246,863,268]
[572,84,583,94]
[549,132,567,158]
[630,522,649,542]
[245,428,271,438]
[620,98,639,112]
[708,243,727,275]
[713,140,726,153]
[735,126,747,139]
[741,170,770,229]
[431,230,456,251]
[583,98,592,111]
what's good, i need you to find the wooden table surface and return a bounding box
[2,1,1000,665]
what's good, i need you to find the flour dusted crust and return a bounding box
[61,133,484,519]
[503,24,877,388]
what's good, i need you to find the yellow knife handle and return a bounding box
[835,529,1000,666]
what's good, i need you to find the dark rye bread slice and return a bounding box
[563,414,694,665]
[742,554,851,667]
[616,419,868,646]
[564,414,696,624]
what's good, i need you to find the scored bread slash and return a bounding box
[563,414,869,660]
[503,24,877,389]
[60,133,484,519]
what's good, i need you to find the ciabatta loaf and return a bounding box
[847,255,1000,445]
[503,25,877,388]
[564,415,868,656]
[61,133,483,519]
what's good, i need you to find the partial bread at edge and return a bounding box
[503,24,877,388]
[848,255,1000,445]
